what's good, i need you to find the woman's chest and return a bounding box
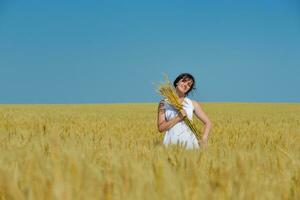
[164,102,194,120]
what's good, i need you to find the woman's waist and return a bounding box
[166,123,192,134]
[166,114,193,121]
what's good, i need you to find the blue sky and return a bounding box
[0,0,299,103]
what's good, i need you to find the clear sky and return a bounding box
[0,0,299,103]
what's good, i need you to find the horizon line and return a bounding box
[0,101,299,105]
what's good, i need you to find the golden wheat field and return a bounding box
[0,103,299,200]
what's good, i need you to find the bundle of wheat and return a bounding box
[156,76,202,139]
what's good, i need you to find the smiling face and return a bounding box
[173,73,196,97]
[176,77,194,95]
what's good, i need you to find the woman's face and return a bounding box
[176,77,193,95]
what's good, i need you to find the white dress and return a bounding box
[162,97,200,150]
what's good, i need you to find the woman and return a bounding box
[157,73,212,149]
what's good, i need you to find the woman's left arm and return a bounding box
[192,100,212,143]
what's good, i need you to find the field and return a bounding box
[0,103,299,200]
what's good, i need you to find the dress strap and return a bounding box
[184,97,194,110]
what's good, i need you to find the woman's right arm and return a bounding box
[157,101,185,133]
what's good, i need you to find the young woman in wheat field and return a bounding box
[157,73,212,149]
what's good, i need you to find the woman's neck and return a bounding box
[175,89,185,101]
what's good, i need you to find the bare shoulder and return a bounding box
[158,99,165,106]
[191,100,201,108]
[158,100,165,111]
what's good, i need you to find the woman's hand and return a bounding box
[178,109,187,120]
[198,138,208,147]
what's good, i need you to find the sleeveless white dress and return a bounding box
[162,97,200,150]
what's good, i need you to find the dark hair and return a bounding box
[173,73,196,96]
